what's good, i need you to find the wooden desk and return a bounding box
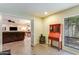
[48,32,62,50]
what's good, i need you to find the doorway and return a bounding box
[2,15,32,55]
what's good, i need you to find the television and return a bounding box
[10,27,17,31]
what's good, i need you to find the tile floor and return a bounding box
[32,44,73,55]
[3,37,73,55]
[2,36,31,55]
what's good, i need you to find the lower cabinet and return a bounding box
[3,32,25,44]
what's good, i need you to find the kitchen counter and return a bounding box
[2,32,25,44]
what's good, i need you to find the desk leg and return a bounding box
[58,41,62,50]
[48,39,49,46]
[60,41,62,49]
[51,40,53,47]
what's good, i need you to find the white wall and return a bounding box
[43,15,63,45]
[43,5,79,54]
[34,17,43,46]
[0,14,2,51]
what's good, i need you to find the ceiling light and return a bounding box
[44,12,48,15]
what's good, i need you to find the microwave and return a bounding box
[9,27,17,31]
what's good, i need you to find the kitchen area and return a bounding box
[2,14,31,55]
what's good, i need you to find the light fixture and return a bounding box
[8,20,15,23]
[44,12,48,15]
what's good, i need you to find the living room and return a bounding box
[0,3,79,55]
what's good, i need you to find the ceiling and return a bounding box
[0,3,79,18]
[3,15,31,25]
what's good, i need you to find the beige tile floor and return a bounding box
[2,36,31,55]
[3,36,73,55]
[32,44,73,55]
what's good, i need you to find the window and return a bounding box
[64,16,79,50]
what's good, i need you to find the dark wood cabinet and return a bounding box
[3,32,25,44]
